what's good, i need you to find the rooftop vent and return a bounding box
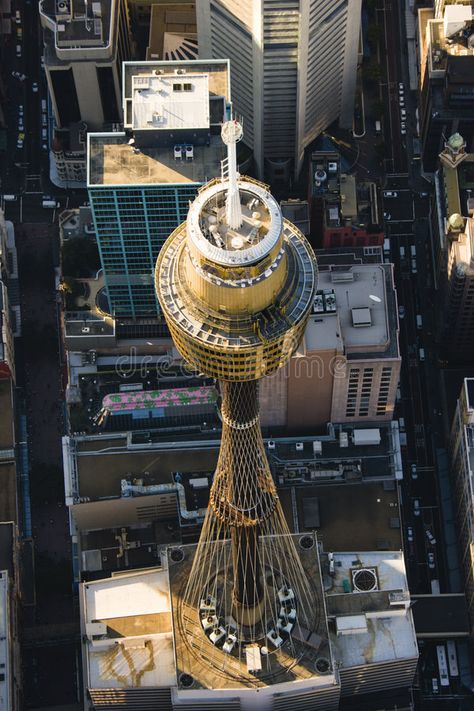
[352,568,378,592]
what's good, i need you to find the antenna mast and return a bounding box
[221,120,243,229]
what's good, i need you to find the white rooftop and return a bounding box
[304,265,390,354]
[82,569,176,689]
[132,73,210,131]
[327,552,418,669]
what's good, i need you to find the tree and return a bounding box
[61,238,100,278]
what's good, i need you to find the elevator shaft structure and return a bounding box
[156,121,318,659]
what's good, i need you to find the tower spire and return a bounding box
[221,119,243,229]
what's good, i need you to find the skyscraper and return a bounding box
[196,0,362,179]
[88,59,231,319]
[417,2,474,172]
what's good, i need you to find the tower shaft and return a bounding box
[217,380,268,608]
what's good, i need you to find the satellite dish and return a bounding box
[369,294,381,303]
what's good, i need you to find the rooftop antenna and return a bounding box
[221,119,243,229]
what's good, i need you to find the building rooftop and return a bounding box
[326,552,418,668]
[40,0,114,50]
[81,568,176,690]
[426,8,474,76]
[130,73,210,132]
[304,262,399,359]
[65,422,402,505]
[123,60,230,109]
[87,131,225,186]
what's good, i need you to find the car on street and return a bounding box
[15,10,21,23]
[16,27,22,40]
[407,526,414,543]
[17,132,25,149]
[18,118,24,131]
[42,143,48,151]
[401,127,406,135]
[426,529,436,545]
[18,105,24,116]
[398,305,405,318]
[384,191,398,197]
[411,464,417,479]
[413,498,421,516]
[16,45,22,57]
[384,212,391,220]
[32,81,38,93]
[399,82,404,91]
[428,552,435,569]
[401,109,406,118]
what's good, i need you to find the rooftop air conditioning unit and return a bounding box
[328,162,338,172]
[296,442,304,452]
[81,327,90,334]
[267,440,276,450]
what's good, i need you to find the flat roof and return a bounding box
[75,436,218,499]
[292,481,402,551]
[305,264,395,355]
[327,552,418,667]
[83,568,176,689]
[41,0,114,48]
[88,132,225,186]
[123,60,231,105]
[131,73,209,131]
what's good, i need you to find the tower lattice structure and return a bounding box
[156,121,318,675]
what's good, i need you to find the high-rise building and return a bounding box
[417,2,474,173]
[39,0,132,186]
[258,247,401,430]
[88,59,231,319]
[196,0,362,179]
[449,378,474,629]
[39,0,130,130]
[432,134,474,361]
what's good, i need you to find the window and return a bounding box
[183,83,192,92]
[173,83,183,92]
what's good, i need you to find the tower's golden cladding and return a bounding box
[156,163,317,380]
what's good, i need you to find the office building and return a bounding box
[449,378,474,629]
[39,0,130,129]
[196,0,362,179]
[80,547,418,709]
[308,151,383,248]
[88,59,231,319]
[260,249,401,430]
[433,134,474,361]
[39,0,132,186]
[417,2,474,173]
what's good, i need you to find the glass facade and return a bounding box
[89,184,199,318]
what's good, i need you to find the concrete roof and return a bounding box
[305,264,395,355]
[88,132,225,186]
[83,568,176,689]
[327,552,418,667]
